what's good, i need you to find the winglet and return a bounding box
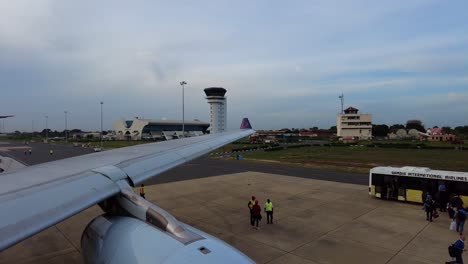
[240,118,252,129]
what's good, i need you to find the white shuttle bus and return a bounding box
[369,166,468,204]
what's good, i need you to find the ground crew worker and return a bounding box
[28,149,32,155]
[265,199,273,224]
[139,184,145,199]
[248,196,256,226]
[49,149,54,155]
[252,200,262,229]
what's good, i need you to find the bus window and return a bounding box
[446,181,468,197]
[371,173,384,187]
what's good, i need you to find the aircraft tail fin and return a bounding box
[240,118,252,129]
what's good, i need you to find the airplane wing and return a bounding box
[0,127,254,251]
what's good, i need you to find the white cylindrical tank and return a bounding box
[204,87,227,134]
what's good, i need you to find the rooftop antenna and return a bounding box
[339,93,344,114]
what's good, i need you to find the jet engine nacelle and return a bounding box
[81,215,253,264]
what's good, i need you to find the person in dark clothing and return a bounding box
[454,195,464,210]
[248,196,256,226]
[425,194,435,222]
[252,200,262,229]
[447,235,465,264]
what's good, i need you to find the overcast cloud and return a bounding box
[0,0,467,132]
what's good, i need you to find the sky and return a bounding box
[0,0,467,132]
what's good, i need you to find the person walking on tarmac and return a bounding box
[425,194,435,222]
[139,184,146,199]
[248,196,256,226]
[252,200,262,229]
[265,199,273,224]
[447,234,466,264]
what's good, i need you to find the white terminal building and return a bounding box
[204,87,227,134]
[337,107,372,140]
[113,118,209,141]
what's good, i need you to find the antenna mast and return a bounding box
[339,93,344,114]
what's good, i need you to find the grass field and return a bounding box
[243,146,468,174]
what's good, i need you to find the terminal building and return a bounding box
[337,107,372,140]
[113,118,209,141]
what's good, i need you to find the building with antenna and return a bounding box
[204,87,227,134]
[337,107,372,140]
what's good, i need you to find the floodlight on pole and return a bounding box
[179,81,187,137]
[45,115,48,142]
[100,101,103,148]
[64,111,68,142]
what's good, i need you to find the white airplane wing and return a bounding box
[0,127,254,251]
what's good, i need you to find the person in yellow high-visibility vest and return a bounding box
[139,184,145,199]
[264,199,273,224]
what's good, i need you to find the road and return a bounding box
[0,140,368,186]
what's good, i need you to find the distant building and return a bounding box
[426,127,456,142]
[204,87,227,134]
[113,118,209,141]
[427,128,443,135]
[336,107,372,140]
[298,130,335,138]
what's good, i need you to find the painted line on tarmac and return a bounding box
[384,220,432,264]
[0,151,29,166]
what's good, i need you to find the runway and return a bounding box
[0,140,368,186]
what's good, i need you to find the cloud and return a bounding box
[0,0,468,131]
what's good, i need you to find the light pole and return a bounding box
[179,81,187,137]
[64,111,68,142]
[45,115,48,142]
[100,101,103,148]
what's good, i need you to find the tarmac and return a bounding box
[0,141,368,186]
[0,141,460,263]
[0,171,460,264]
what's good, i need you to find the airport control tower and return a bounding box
[204,87,227,134]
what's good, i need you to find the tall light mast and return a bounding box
[179,81,187,137]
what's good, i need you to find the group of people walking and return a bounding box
[423,184,468,263]
[248,196,273,229]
